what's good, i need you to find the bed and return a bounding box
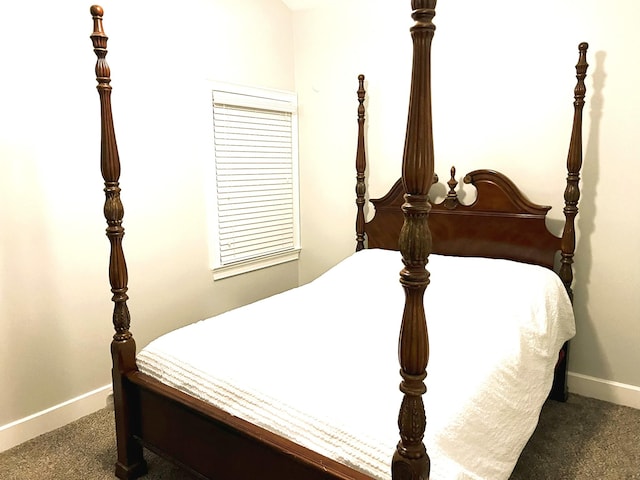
[89,2,589,479]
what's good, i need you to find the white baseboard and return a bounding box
[568,371,640,409]
[0,384,112,453]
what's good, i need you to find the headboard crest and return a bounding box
[443,166,459,210]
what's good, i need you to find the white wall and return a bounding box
[293,0,640,401]
[0,0,296,440]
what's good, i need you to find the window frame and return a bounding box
[207,81,301,280]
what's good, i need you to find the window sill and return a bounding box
[212,249,300,281]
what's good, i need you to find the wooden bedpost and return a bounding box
[559,42,589,302]
[392,2,436,479]
[90,6,147,478]
[355,74,367,251]
[551,42,589,403]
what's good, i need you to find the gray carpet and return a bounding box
[511,394,640,479]
[1,394,638,479]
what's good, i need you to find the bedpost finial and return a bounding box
[447,166,458,192]
[357,74,366,101]
[90,4,104,17]
[575,43,589,92]
[576,42,589,73]
[443,166,460,210]
[91,5,105,37]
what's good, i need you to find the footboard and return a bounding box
[127,372,369,480]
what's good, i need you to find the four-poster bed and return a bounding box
[90,1,588,479]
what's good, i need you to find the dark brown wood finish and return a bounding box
[551,41,589,402]
[355,74,367,252]
[560,41,589,301]
[90,6,147,478]
[367,169,561,268]
[392,1,436,479]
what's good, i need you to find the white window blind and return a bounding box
[210,83,300,279]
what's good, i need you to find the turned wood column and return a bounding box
[551,42,589,404]
[355,74,367,252]
[392,2,436,479]
[560,42,589,302]
[91,5,131,343]
[90,6,147,478]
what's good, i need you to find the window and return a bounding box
[209,82,300,280]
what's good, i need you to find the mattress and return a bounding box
[137,249,575,479]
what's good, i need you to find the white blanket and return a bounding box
[138,249,575,479]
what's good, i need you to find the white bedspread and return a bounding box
[137,249,575,479]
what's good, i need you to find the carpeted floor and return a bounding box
[1,393,638,479]
[511,394,640,479]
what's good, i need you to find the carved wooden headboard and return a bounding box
[366,168,560,269]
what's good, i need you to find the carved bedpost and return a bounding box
[392,2,436,479]
[91,6,130,341]
[355,74,367,251]
[559,42,589,302]
[551,42,589,403]
[90,6,147,478]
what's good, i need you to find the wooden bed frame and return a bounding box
[90,1,588,479]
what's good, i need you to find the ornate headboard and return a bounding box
[365,167,560,269]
